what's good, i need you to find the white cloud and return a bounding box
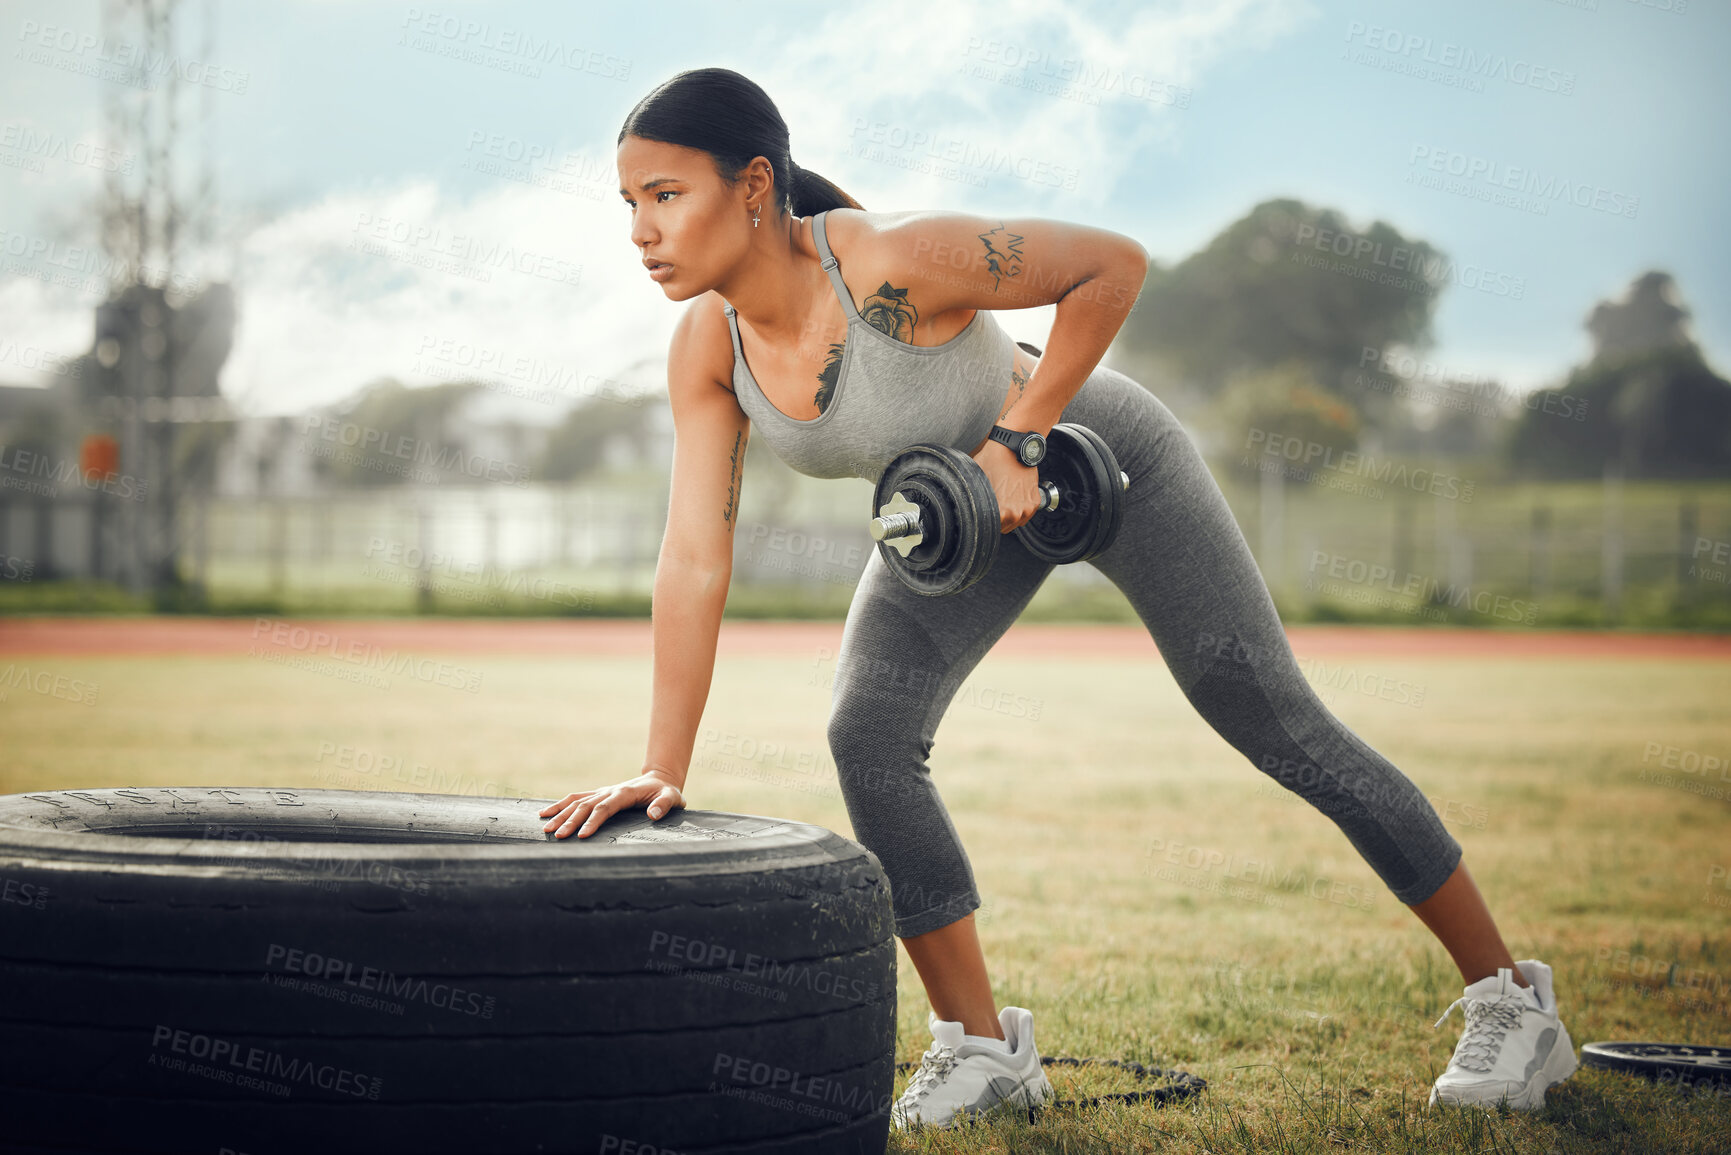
[737,0,1313,353]
[769,0,1313,217]
[0,273,102,386]
[4,0,1315,416]
[225,174,673,417]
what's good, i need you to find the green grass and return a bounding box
[2,644,1728,1152]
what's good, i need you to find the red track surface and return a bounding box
[1,617,1727,659]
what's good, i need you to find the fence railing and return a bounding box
[2,473,1728,623]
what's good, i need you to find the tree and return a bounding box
[537,396,660,484]
[1509,345,1731,479]
[1114,198,1445,417]
[309,379,482,488]
[1214,361,1360,459]
[1509,271,1731,479]
[1586,271,1691,362]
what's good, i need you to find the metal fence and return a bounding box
[3,471,1729,622]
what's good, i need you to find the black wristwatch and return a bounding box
[987,424,1047,467]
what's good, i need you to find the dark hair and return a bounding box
[618,67,863,217]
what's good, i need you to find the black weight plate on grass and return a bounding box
[1581,1041,1731,1089]
[873,445,998,596]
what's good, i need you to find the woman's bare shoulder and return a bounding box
[814,207,926,263]
[670,291,740,398]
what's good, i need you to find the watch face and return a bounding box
[1020,433,1047,466]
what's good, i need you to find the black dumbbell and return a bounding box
[867,423,1130,597]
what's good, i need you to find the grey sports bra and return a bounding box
[720,209,1020,482]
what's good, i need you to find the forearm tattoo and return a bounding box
[999,362,1029,420]
[977,224,1024,291]
[722,431,742,525]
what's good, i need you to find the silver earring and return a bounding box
[752,206,760,228]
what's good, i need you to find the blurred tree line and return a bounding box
[1111,198,1731,479]
[298,196,1730,488]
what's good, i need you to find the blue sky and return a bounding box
[1,0,1724,415]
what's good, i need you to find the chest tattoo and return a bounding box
[815,341,845,414]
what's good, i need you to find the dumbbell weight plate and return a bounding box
[1069,422,1128,559]
[872,445,1000,596]
[1013,422,1127,565]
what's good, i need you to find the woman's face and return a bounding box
[617,134,758,301]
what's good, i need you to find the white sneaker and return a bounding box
[1429,958,1578,1109]
[891,1005,1055,1130]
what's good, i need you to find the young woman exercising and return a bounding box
[538,68,1578,1131]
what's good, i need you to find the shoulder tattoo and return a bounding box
[977,223,1025,291]
[860,282,919,342]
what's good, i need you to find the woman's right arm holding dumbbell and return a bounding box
[540,299,749,839]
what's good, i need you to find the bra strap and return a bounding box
[719,302,751,396]
[721,300,745,357]
[810,210,860,321]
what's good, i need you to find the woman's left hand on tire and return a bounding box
[538,769,687,840]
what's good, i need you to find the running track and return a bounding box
[1,618,1727,659]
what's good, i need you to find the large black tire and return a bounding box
[0,787,897,1154]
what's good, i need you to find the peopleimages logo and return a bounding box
[1305,550,1538,625]
[1356,346,1589,423]
[1289,224,1524,300]
[412,333,643,407]
[14,19,252,93]
[709,1051,892,1125]
[300,415,530,487]
[347,211,583,291]
[248,619,484,694]
[1341,21,1576,95]
[363,538,593,609]
[0,122,134,173]
[646,929,881,1005]
[0,662,100,706]
[396,8,632,80]
[264,943,497,1019]
[1142,835,1379,912]
[957,38,1193,108]
[0,337,81,378]
[1408,145,1639,219]
[1244,429,1476,502]
[846,118,1082,190]
[149,1025,380,1099]
[0,445,149,502]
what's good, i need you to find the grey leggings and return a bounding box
[827,362,1463,940]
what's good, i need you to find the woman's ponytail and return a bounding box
[620,69,864,216]
[787,158,863,216]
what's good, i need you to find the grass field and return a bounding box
[2,628,1728,1153]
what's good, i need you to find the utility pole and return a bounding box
[94,0,226,596]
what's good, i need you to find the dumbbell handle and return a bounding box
[870,482,1064,542]
[869,506,922,542]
